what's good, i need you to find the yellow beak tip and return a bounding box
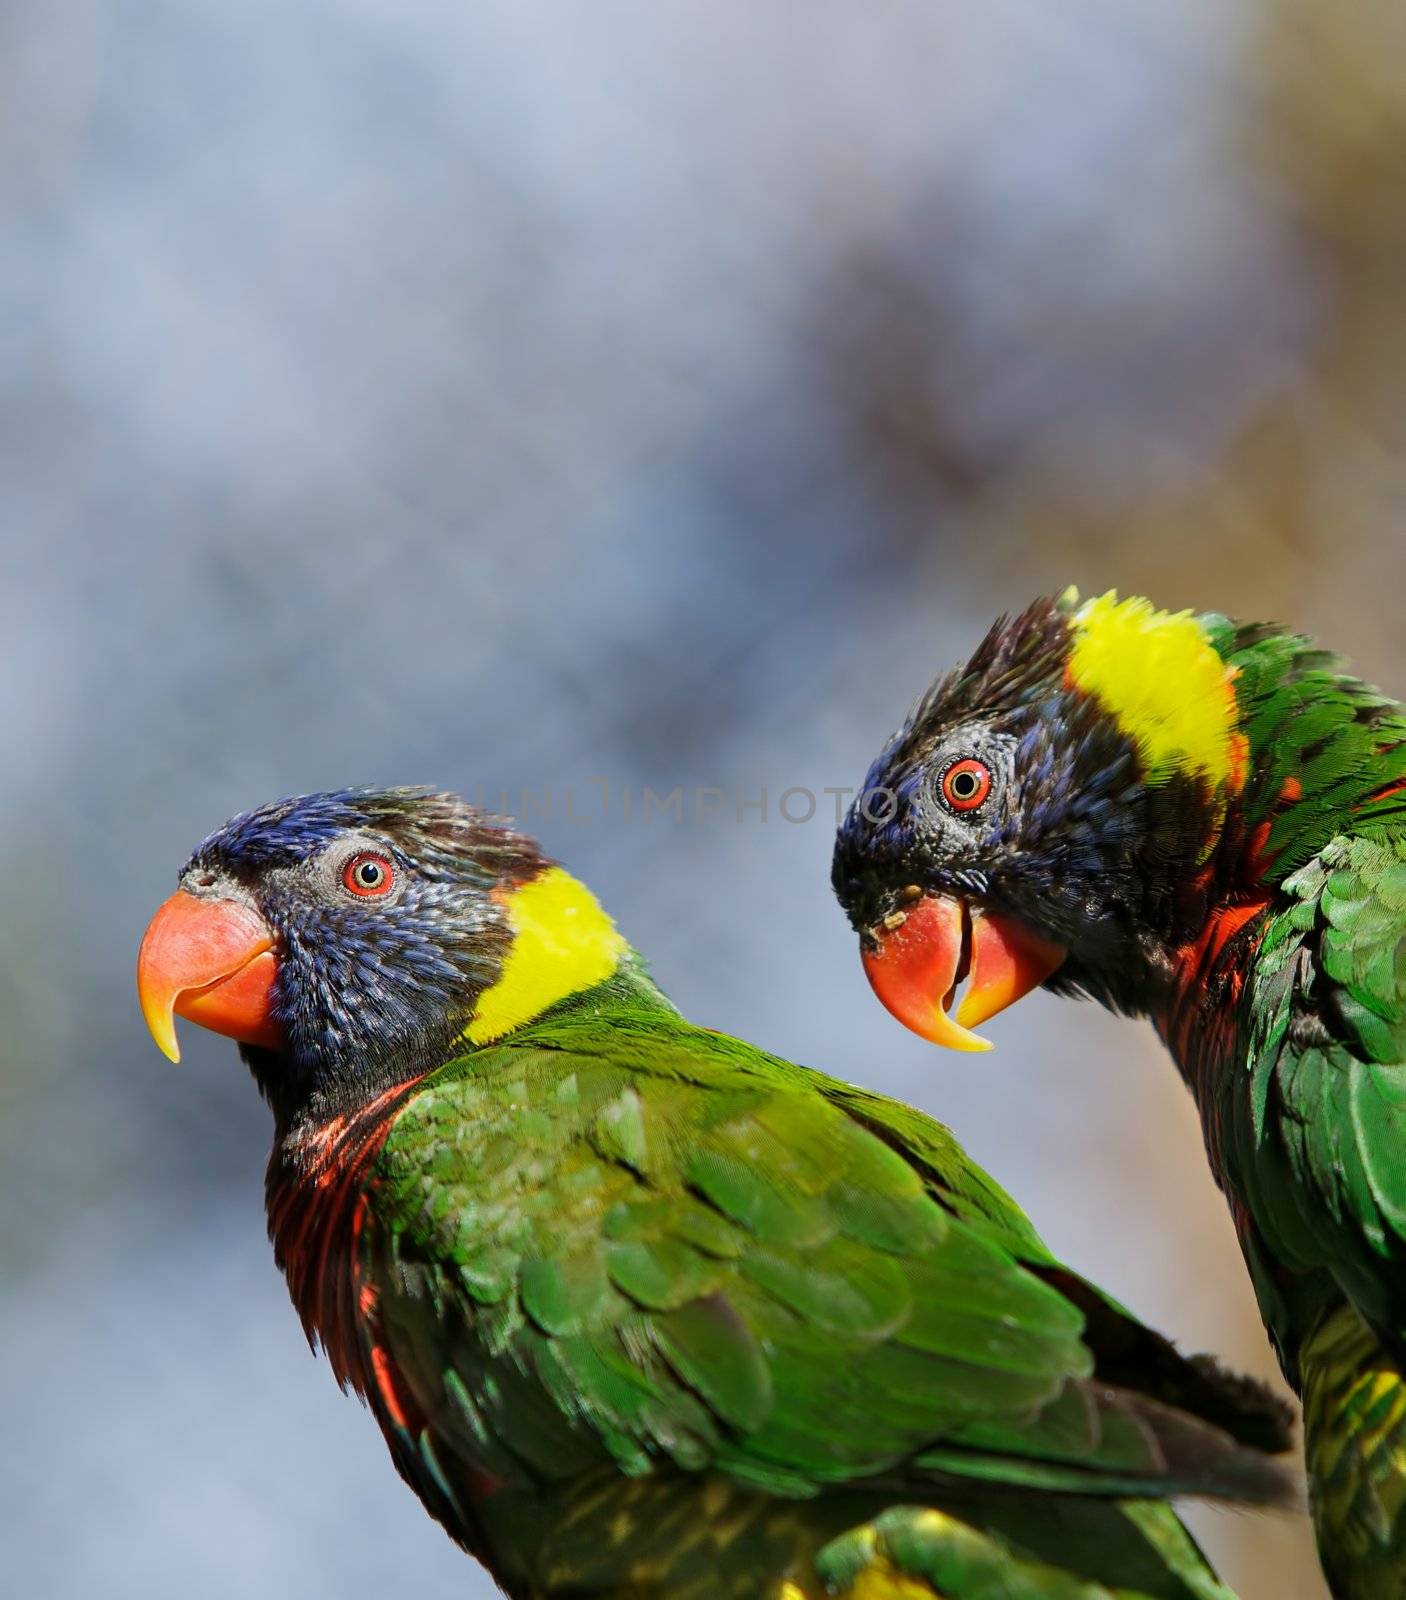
[140,1002,182,1063]
[952,1029,995,1054]
[928,1007,995,1052]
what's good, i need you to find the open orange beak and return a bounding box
[137,890,282,1062]
[861,895,1066,1051]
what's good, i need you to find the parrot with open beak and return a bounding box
[833,589,1406,1599]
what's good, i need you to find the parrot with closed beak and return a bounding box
[139,787,1295,1599]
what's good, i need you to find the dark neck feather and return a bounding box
[242,1013,469,1128]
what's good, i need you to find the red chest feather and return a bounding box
[265,1078,422,1393]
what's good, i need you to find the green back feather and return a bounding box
[349,973,1289,1596]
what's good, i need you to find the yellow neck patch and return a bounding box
[1067,591,1243,789]
[466,867,628,1045]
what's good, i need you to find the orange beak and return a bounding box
[861,895,1066,1051]
[137,890,282,1062]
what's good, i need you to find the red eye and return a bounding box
[342,851,396,898]
[941,758,992,812]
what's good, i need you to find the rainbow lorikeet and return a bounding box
[138,789,1294,1600]
[832,591,1406,1599]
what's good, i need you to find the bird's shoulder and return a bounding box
[374,999,1050,1266]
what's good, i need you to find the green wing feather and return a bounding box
[349,996,1287,1599]
[1233,833,1406,1356]
[817,1502,1238,1600]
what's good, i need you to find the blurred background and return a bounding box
[7,1,1406,1595]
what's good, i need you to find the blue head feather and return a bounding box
[183,788,547,1122]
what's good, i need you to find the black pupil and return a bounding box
[357,861,383,887]
[951,770,978,798]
